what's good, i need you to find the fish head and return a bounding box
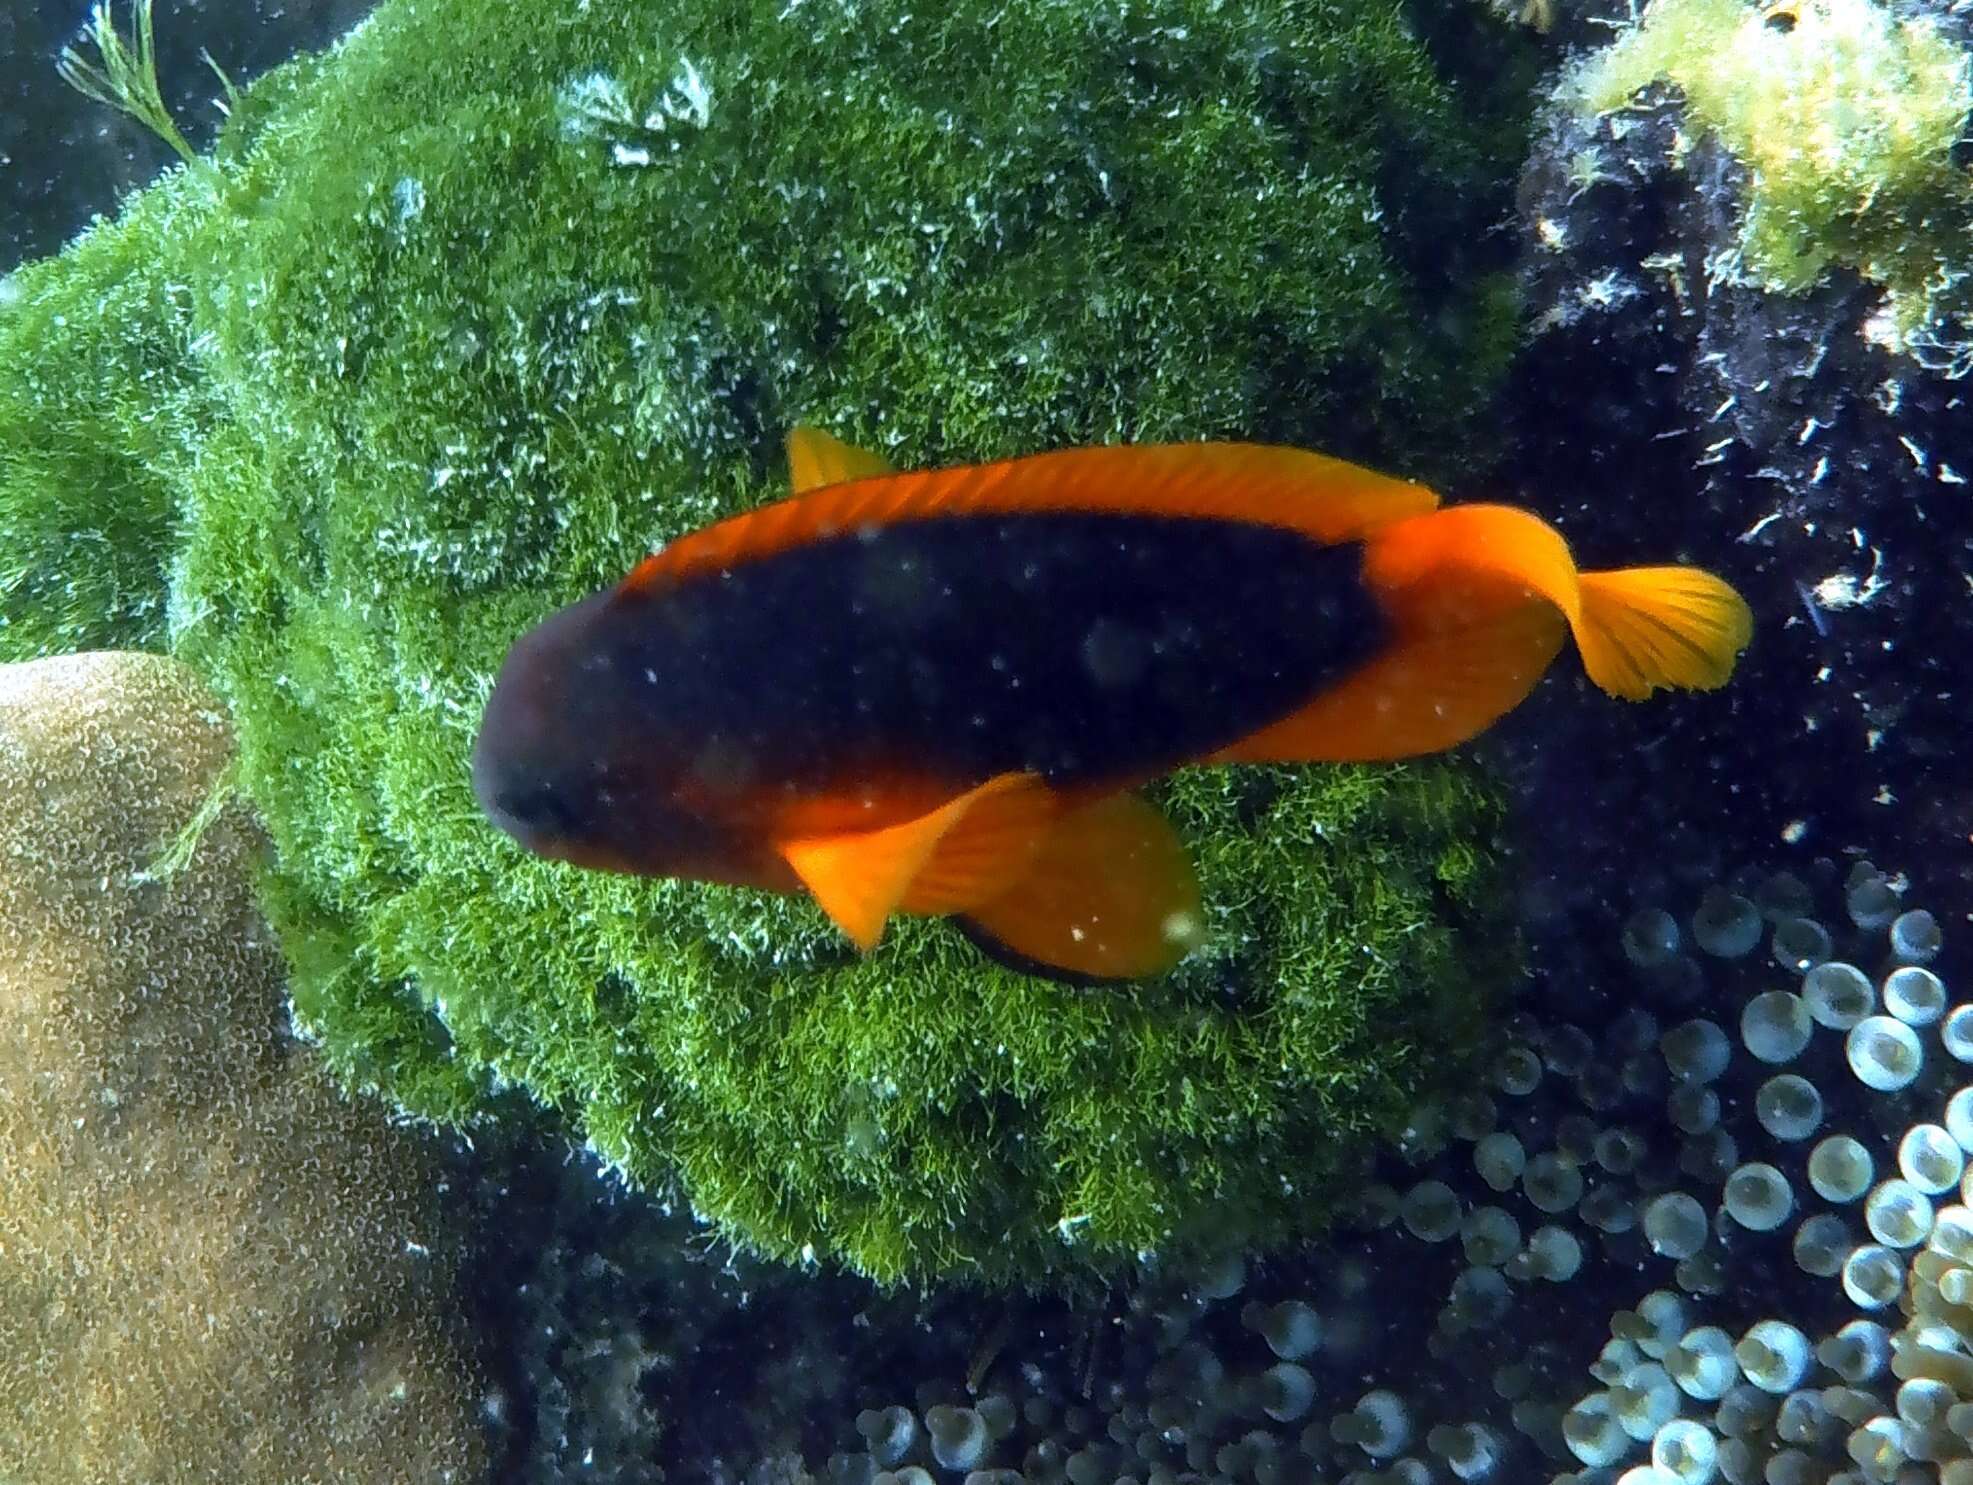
[471,590,774,885]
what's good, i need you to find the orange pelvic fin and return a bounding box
[786,426,897,493]
[778,772,1055,951]
[961,792,1203,982]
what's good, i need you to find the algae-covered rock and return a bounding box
[0,163,222,661]
[0,651,486,1484]
[1491,0,1973,905]
[1,0,1531,1286]
[1568,0,1972,340]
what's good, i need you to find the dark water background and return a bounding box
[0,0,375,272]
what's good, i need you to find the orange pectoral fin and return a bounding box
[961,792,1203,982]
[778,772,1056,951]
[786,426,897,493]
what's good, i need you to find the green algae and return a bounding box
[1,0,1531,1286]
[0,166,223,660]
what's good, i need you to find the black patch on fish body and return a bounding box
[580,511,1384,796]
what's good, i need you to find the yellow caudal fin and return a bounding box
[1573,566,1753,701]
[779,772,1055,950]
[961,793,1203,982]
[786,426,896,493]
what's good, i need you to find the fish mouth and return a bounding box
[468,693,595,852]
[474,773,584,855]
[470,741,756,882]
[473,774,637,872]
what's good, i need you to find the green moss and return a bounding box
[1572,0,1973,341]
[6,0,1530,1286]
[0,167,223,661]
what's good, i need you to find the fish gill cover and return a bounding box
[0,0,1537,1285]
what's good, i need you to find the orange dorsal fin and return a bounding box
[1574,566,1753,700]
[1210,598,1568,762]
[624,441,1441,594]
[787,426,897,493]
[961,792,1203,982]
[778,772,1055,950]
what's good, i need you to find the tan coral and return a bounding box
[0,651,487,1485]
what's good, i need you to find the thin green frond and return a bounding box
[202,48,242,118]
[139,756,244,883]
[57,0,199,166]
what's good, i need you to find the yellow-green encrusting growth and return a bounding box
[0,651,486,1485]
[1572,0,1973,343]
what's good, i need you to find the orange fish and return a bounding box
[472,428,1751,981]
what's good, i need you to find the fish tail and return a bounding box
[1364,504,1751,700]
[1208,506,1750,762]
[1572,565,1754,701]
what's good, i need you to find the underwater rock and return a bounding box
[0,651,486,1484]
[1500,0,1973,910]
